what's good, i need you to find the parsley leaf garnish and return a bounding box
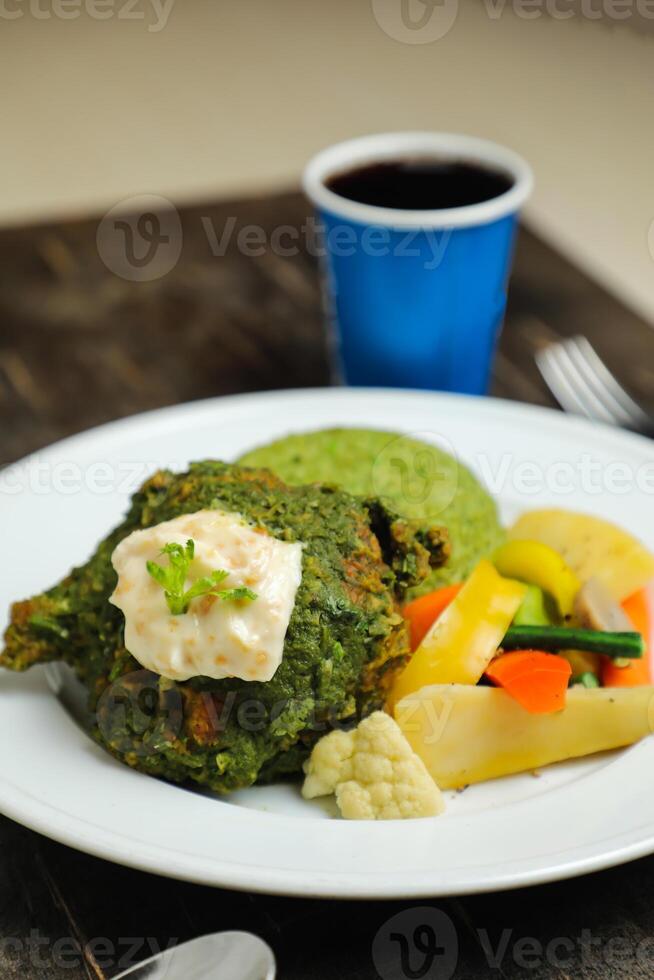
[146,539,257,615]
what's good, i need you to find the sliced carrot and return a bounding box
[403,584,463,651]
[600,588,652,687]
[623,588,650,642]
[485,650,572,714]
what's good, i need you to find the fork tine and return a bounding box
[565,336,650,427]
[562,338,632,425]
[537,333,653,435]
[535,347,577,415]
[535,346,602,420]
[538,344,623,424]
[555,344,624,424]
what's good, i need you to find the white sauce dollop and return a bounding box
[109,510,303,682]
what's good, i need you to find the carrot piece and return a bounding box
[403,584,463,651]
[485,650,572,714]
[601,588,652,687]
[623,588,650,643]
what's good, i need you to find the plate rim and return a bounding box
[7,384,654,459]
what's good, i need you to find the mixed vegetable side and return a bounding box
[391,508,654,789]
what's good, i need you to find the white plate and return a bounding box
[2,387,654,898]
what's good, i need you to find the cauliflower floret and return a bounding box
[301,728,355,798]
[302,711,444,820]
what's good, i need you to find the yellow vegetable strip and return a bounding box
[509,509,654,603]
[493,539,580,617]
[389,560,526,708]
[396,684,654,789]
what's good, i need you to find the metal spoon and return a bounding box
[113,931,276,980]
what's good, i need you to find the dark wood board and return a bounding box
[0,190,653,979]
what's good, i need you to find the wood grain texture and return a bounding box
[0,191,653,979]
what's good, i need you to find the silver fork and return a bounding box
[536,334,654,437]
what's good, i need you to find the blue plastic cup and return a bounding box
[303,132,533,394]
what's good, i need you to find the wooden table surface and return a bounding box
[1,191,653,979]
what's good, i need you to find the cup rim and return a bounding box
[302,131,533,230]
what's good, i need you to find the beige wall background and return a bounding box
[2,0,654,322]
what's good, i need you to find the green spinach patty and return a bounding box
[1,461,447,793]
[239,428,504,595]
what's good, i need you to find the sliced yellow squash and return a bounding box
[395,684,654,789]
[493,539,580,617]
[509,509,654,602]
[388,560,525,708]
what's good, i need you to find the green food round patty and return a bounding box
[239,428,504,595]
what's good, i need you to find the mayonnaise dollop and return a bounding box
[109,510,303,682]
